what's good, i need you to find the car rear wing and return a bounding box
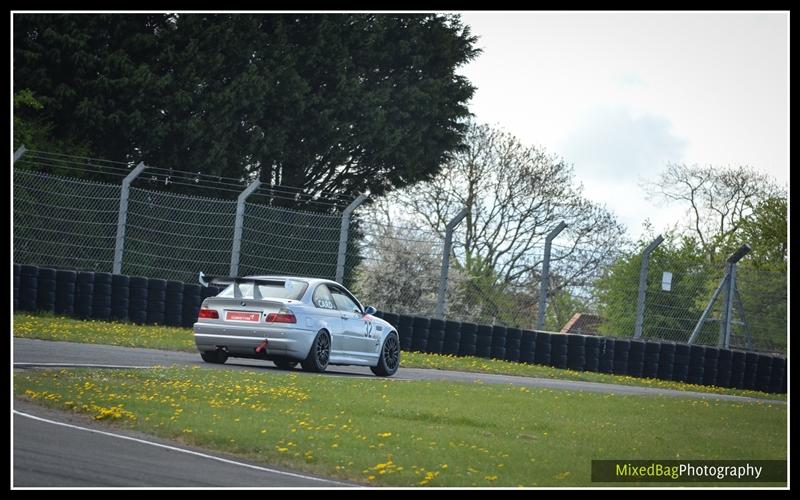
[198,272,287,299]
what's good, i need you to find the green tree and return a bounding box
[13,13,479,210]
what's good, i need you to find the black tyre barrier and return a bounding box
[442,320,462,355]
[111,274,130,322]
[74,271,95,319]
[490,326,507,360]
[612,339,630,375]
[91,272,113,321]
[550,334,568,369]
[476,325,493,358]
[128,276,149,325]
[768,357,786,394]
[20,265,39,312]
[383,313,400,329]
[567,334,587,371]
[657,342,676,381]
[36,267,57,313]
[519,330,537,363]
[425,318,445,354]
[702,347,720,386]
[146,279,167,325]
[743,352,759,390]
[598,337,615,373]
[147,300,166,325]
[165,281,185,327]
[584,336,601,372]
[398,325,414,351]
[503,328,522,362]
[627,340,645,378]
[642,342,661,378]
[458,322,478,357]
[728,350,746,388]
[715,349,733,388]
[411,316,430,352]
[686,345,706,385]
[755,354,773,392]
[14,263,21,310]
[55,269,77,316]
[181,284,202,328]
[534,331,552,365]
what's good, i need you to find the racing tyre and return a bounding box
[301,331,331,373]
[371,332,400,377]
[200,350,228,364]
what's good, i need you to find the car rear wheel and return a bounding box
[301,330,330,373]
[200,349,228,364]
[371,332,400,377]
[274,359,298,370]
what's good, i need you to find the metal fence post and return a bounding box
[633,234,664,339]
[537,221,567,330]
[722,244,750,348]
[435,207,469,319]
[335,194,367,284]
[14,145,26,164]
[112,162,146,274]
[229,180,262,277]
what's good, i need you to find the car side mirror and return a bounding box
[364,306,377,315]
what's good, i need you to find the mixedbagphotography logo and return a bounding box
[592,460,787,483]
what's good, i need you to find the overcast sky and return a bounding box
[457,11,788,242]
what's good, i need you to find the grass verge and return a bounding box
[14,366,787,487]
[13,312,785,401]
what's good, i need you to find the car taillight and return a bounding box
[265,308,296,324]
[198,307,219,319]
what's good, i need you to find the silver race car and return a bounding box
[193,273,400,377]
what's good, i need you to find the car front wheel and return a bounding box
[371,332,400,377]
[301,331,330,373]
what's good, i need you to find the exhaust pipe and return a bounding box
[254,339,268,354]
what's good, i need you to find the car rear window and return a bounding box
[217,280,308,300]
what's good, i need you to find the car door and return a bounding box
[329,286,372,355]
[311,284,345,353]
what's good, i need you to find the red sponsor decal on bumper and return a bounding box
[226,311,260,322]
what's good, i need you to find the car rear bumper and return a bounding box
[193,322,316,359]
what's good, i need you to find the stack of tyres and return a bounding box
[642,341,661,379]
[92,272,113,321]
[372,310,385,319]
[687,345,706,385]
[729,350,747,389]
[475,325,493,358]
[20,265,39,312]
[768,357,786,394]
[382,313,401,333]
[519,330,537,364]
[743,352,759,390]
[755,354,774,393]
[702,347,720,386]
[458,322,478,357]
[426,318,445,355]
[550,334,568,369]
[182,284,202,328]
[504,328,522,362]
[36,267,57,313]
[74,271,94,319]
[715,348,733,388]
[584,335,601,372]
[128,276,149,324]
[410,316,430,353]
[111,275,130,322]
[627,340,645,377]
[55,270,77,316]
[14,263,21,310]
[612,339,630,375]
[165,281,184,327]
[672,344,691,382]
[598,337,615,373]
[567,334,587,371]
[534,331,552,365]
[442,320,462,355]
[397,315,414,351]
[147,279,167,325]
[657,342,676,381]
[490,325,507,360]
